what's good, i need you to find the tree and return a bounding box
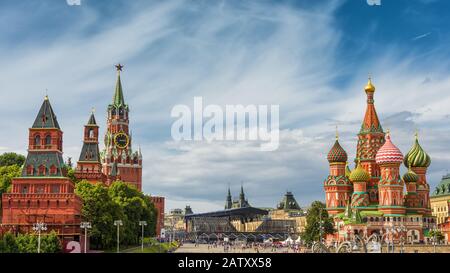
[301,201,335,245]
[108,181,158,246]
[16,233,38,253]
[75,181,124,249]
[0,152,25,167]
[40,231,62,253]
[67,168,80,184]
[0,165,21,195]
[74,180,158,250]
[0,232,18,253]
[429,230,445,243]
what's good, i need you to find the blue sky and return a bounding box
[1,0,450,212]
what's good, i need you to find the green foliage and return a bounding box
[16,233,38,253]
[0,152,25,167]
[108,181,157,246]
[429,230,445,243]
[0,165,21,195]
[301,201,335,245]
[67,168,80,184]
[0,232,18,253]
[75,181,124,249]
[1,231,61,253]
[75,180,157,250]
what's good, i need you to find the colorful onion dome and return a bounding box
[375,132,403,165]
[349,162,370,182]
[364,77,375,93]
[404,133,431,168]
[327,140,348,163]
[403,167,419,183]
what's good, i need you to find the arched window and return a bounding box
[50,165,57,175]
[26,165,34,175]
[34,135,41,146]
[45,135,52,145]
[38,165,46,176]
[89,129,94,138]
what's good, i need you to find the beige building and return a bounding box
[431,174,450,225]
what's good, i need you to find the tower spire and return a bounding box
[360,76,382,133]
[113,64,125,107]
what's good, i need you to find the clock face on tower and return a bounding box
[114,133,129,149]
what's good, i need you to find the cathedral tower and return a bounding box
[356,78,385,204]
[375,132,405,215]
[404,133,432,216]
[101,64,143,191]
[75,111,104,183]
[324,134,352,215]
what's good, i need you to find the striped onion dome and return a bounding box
[349,162,370,182]
[404,135,431,168]
[403,167,419,183]
[375,133,403,165]
[327,140,348,163]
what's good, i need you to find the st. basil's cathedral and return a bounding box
[0,65,151,244]
[324,78,435,243]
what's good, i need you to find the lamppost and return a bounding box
[139,221,147,252]
[114,220,123,253]
[397,225,407,254]
[432,224,439,253]
[32,222,47,254]
[80,222,92,253]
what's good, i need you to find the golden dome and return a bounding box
[349,162,370,182]
[364,77,375,93]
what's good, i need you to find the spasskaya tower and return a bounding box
[101,64,142,190]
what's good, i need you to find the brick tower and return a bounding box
[74,111,105,184]
[324,134,352,215]
[101,64,142,190]
[375,132,406,215]
[1,96,81,239]
[356,78,386,204]
[404,133,432,216]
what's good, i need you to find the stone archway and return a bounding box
[407,229,420,243]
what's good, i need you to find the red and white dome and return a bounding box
[375,134,403,165]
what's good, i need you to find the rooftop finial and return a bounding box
[414,129,419,140]
[115,63,124,73]
[335,125,339,140]
[365,74,376,93]
[91,107,96,114]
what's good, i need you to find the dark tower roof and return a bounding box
[225,187,233,209]
[32,96,60,129]
[87,112,97,126]
[277,191,301,210]
[184,205,194,215]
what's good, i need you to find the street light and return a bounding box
[32,222,47,254]
[114,220,123,253]
[397,225,407,253]
[432,224,439,253]
[139,221,147,252]
[80,222,92,253]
